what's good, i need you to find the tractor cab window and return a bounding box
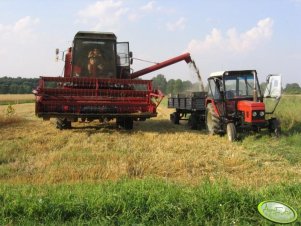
[208,78,222,100]
[224,74,259,99]
[72,39,116,78]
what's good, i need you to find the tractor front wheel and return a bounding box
[269,118,281,137]
[226,123,237,142]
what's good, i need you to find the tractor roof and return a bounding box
[209,70,257,78]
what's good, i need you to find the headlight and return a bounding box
[259,111,265,117]
[252,111,257,117]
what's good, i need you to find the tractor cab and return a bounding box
[207,70,262,117]
[62,31,132,79]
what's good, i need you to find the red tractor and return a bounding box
[168,70,282,141]
[34,31,192,130]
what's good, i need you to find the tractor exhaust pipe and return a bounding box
[252,71,258,102]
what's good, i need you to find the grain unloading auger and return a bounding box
[33,31,193,130]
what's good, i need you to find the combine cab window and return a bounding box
[72,39,116,78]
[117,42,130,67]
[224,74,259,99]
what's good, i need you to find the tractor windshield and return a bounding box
[72,39,116,78]
[224,73,260,99]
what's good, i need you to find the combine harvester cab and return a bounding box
[168,70,282,141]
[34,31,192,130]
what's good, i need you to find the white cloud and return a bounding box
[187,17,273,54]
[140,1,157,12]
[78,0,129,31]
[166,17,187,32]
[0,16,39,42]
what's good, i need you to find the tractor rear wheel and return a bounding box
[226,123,237,142]
[206,103,220,134]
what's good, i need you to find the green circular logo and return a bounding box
[258,200,298,224]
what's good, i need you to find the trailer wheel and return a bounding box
[170,112,180,124]
[226,123,237,142]
[206,103,220,134]
[188,113,198,130]
[56,118,72,130]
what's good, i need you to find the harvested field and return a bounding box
[0,99,300,188]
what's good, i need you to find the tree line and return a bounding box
[0,77,39,94]
[151,74,200,94]
[0,75,300,95]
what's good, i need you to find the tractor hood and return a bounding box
[237,100,265,111]
[237,100,265,123]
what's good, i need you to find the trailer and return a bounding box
[168,92,207,129]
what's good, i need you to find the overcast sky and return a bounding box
[0,0,300,85]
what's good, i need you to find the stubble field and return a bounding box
[0,94,300,225]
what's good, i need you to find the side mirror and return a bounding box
[55,48,59,62]
[264,74,282,98]
[129,51,133,58]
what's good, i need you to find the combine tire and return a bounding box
[170,112,180,124]
[226,123,237,142]
[206,103,220,134]
[56,118,72,130]
[117,118,133,130]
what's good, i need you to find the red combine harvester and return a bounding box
[34,31,192,129]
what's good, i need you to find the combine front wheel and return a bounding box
[117,118,134,130]
[56,118,72,130]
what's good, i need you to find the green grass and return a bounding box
[1,179,300,225]
[240,96,301,164]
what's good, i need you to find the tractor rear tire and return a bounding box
[226,123,237,142]
[206,103,220,135]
